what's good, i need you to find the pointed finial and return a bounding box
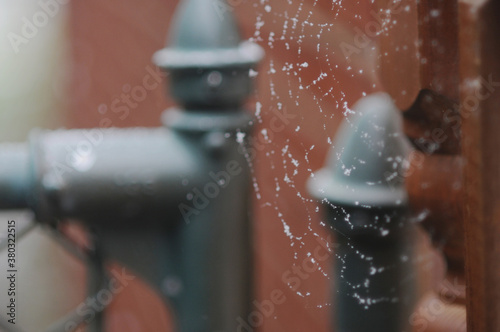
[153,0,264,110]
[308,93,412,207]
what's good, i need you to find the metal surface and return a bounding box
[308,93,415,332]
[0,144,29,209]
[308,93,411,207]
[0,0,263,330]
[153,0,263,110]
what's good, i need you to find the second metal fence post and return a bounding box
[308,93,416,332]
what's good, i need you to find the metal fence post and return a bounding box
[308,93,416,332]
[0,0,263,331]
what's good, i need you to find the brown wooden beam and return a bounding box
[459,0,500,331]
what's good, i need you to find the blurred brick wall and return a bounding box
[69,1,176,330]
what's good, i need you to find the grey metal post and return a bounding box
[0,0,263,331]
[308,93,416,332]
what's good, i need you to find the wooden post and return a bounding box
[459,0,500,330]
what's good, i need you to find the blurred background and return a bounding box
[0,0,442,331]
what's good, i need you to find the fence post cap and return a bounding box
[308,92,412,208]
[153,0,264,109]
